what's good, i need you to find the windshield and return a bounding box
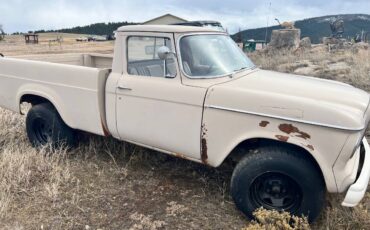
[180,34,255,78]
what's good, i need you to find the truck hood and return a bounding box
[206,69,370,131]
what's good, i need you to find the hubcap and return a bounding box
[33,118,53,144]
[250,172,302,211]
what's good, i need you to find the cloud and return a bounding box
[0,0,369,34]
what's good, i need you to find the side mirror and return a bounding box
[157,46,175,60]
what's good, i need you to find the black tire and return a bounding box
[26,103,75,148]
[231,144,325,223]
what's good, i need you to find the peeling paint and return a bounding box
[101,118,110,137]
[201,138,208,163]
[201,124,208,136]
[278,123,311,139]
[175,153,187,160]
[296,132,311,139]
[201,124,208,164]
[259,121,270,127]
[275,135,289,142]
[306,144,314,151]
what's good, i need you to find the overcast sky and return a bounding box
[1,0,369,34]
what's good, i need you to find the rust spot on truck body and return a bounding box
[275,135,289,142]
[278,124,310,139]
[296,132,310,139]
[175,153,185,159]
[259,121,270,127]
[201,124,208,164]
[101,118,110,137]
[201,138,208,163]
[306,144,314,151]
[174,153,192,161]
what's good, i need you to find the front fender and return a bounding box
[203,108,351,193]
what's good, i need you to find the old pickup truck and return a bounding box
[0,25,369,222]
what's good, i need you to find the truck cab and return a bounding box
[106,25,249,162]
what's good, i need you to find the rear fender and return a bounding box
[17,84,73,128]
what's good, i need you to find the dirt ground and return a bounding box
[0,34,369,229]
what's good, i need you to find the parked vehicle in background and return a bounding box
[106,34,115,40]
[85,35,108,42]
[93,36,107,42]
[0,25,369,223]
[76,36,88,42]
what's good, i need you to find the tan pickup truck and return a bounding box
[0,25,369,222]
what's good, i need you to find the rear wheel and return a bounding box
[26,103,75,148]
[231,144,325,223]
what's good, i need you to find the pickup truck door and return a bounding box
[115,32,207,160]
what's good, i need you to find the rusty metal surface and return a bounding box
[201,124,208,164]
[275,135,289,142]
[259,121,270,127]
[279,123,311,140]
[201,138,208,163]
[101,119,111,137]
[306,144,315,151]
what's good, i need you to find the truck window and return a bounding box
[127,36,176,78]
[180,34,254,78]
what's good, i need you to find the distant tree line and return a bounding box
[30,21,137,35]
[0,24,4,40]
[232,14,370,44]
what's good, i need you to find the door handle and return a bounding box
[117,86,132,91]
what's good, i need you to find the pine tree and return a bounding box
[0,24,5,41]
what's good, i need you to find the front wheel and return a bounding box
[230,144,325,223]
[26,103,75,148]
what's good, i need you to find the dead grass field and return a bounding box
[1,33,114,56]
[0,35,369,229]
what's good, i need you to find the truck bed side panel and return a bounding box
[13,53,113,69]
[0,57,109,136]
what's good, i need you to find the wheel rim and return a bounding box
[250,172,302,211]
[33,118,53,144]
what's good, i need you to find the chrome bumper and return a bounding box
[342,138,370,207]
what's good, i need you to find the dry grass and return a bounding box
[243,208,310,230]
[0,36,369,229]
[249,45,370,92]
[0,108,245,229]
[1,33,114,56]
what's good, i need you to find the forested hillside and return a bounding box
[34,21,137,35]
[232,14,370,43]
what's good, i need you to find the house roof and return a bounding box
[142,13,188,25]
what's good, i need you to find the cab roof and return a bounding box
[117,25,224,33]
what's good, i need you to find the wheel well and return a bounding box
[19,94,57,115]
[20,94,50,106]
[20,94,76,134]
[226,138,326,185]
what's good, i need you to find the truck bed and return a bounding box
[12,53,113,69]
[0,55,111,136]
